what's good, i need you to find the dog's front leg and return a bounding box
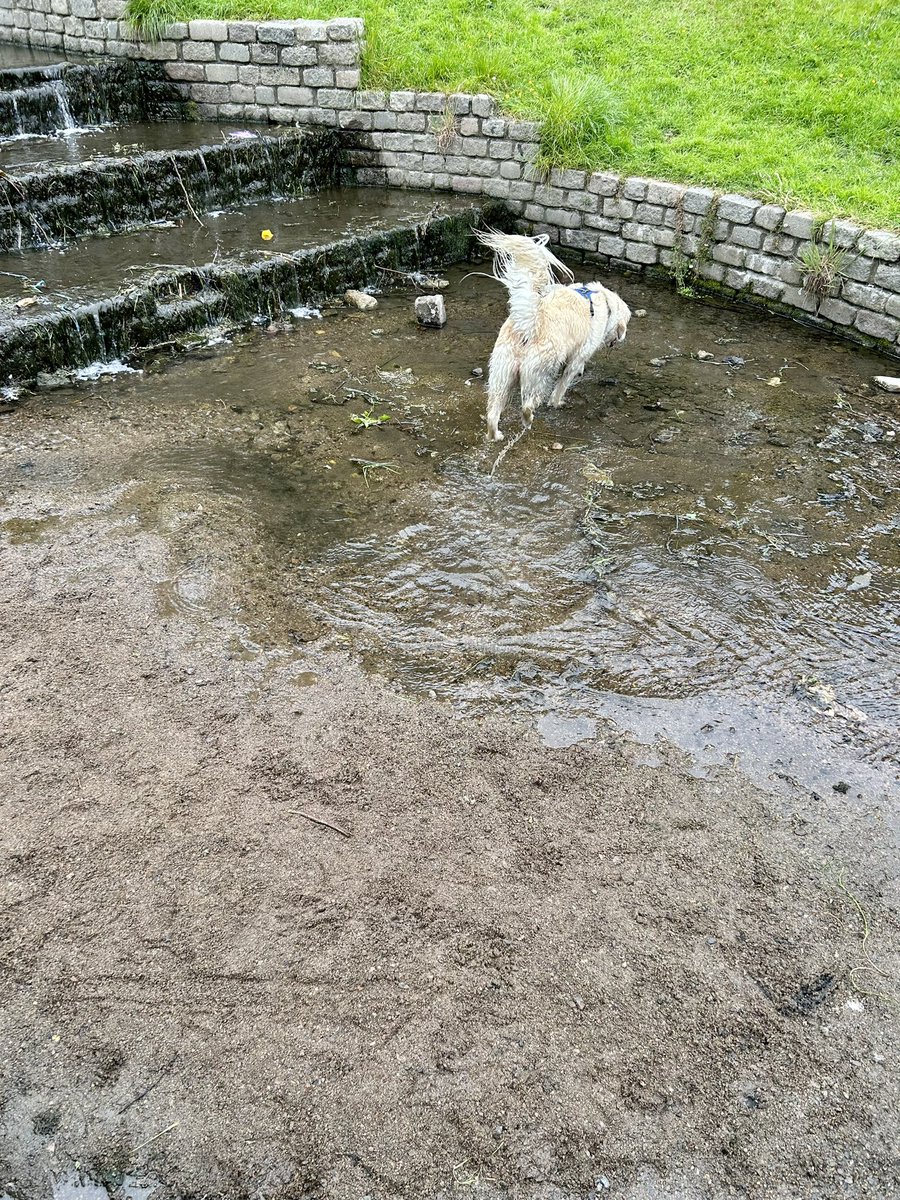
[547,358,585,409]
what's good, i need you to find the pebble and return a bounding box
[551,442,564,451]
[873,376,900,393]
[695,349,714,360]
[345,289,378,311]
[633,309,648,317]
[649,357,666,368]
[471,367,483,377]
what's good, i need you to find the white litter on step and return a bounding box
[73,359,142,381]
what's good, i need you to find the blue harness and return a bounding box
[573,284,595,316]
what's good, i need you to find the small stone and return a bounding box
[415,294,447,327]
[471,366,484,377]
[695,349,714,360]
[833,780,850,794]
[345,289,378,311]
[633,308,648,317]
[846,571,871,592]
[551,442,564,451]
[873,375,900,393]
[649,357,666,367]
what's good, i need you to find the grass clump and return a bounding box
[125,0,900,229]
[798,232,848,299]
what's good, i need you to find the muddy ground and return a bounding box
[1,268,898,1200]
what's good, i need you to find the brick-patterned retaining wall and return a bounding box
[2,0,899,357]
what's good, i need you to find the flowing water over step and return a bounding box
[3,265,897,823]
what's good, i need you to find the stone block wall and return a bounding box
[1,0,898,357]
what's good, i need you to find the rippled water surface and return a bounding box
[2,264,897,802]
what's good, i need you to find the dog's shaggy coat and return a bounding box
[477,230,631,441]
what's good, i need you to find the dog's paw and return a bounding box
[491,430,505,442]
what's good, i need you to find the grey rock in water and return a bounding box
[873,375,900,393]
[345,289,378,311]
[415,294,447,328]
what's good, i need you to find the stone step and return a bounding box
[0,57,181,139]
[0,126,346,251]
[0,196,505,384]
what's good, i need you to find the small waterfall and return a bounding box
[0,73,77,139]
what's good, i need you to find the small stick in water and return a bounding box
[489,425,529,478]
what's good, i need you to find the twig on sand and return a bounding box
[489,425,529,477]
[169,156,204,227]
[287,809,351,838]
[132,1122,180,1154]
[118,1054,178,1114]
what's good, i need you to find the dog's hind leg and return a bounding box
[486,340,518,441]
[520,357,562,427]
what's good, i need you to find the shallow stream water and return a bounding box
[2,265,897,812]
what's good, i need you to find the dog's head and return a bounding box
[606,292,631,346]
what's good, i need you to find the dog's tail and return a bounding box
[475,228,573,341]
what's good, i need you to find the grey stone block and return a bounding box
[471,94,493,117]
[596,234,626,256]
[373,111,398,131]
[327,17,363,40]
[238,65,261,84]
[188,19,228,40]
[259,65,299,86]
[166,62,205,81]
[397,112,427,131]
[510,181,536,202]
[682,187,717,215]
[280,45,317,66]
[302,66,333,87]
[818,297,856,325]
[447,93,472,115]
[622,177,650,201]
[452,175,484,194]
[191,83,232,103]
[320,41,358,66]
[317,89,354,109]
[646,181,685,206]
[336,69,361,88]
[725,268,751,290]
[357,167,389,186]
[544,208,581,229]
[711,244,747,267]
[819,218,861,248]
[249,43,278,64]
[205,62,238,82]
[752,204,785,231]
[277,85,314,105]
[389,90,416,112]
[730,225,764,249]
[885,295,900,318]
[182,40,215,61]
[254,86,275,104]
[483,178,513,200]
[471,158,500,178]
[858,230,900,262]
[780,284,818,312]
[499,161,522,180]
[874,263,900,292]
[357,89,387,109]
[415,91,447,112]
[227,84,255,103]
[782,210,816,238]
[603,197,635,219]
[841,281,887,311]
[625,241,658,264]
[257,21,297,45]
[561,228,599,251]
[488,141,514,160]
[762,233,799,257]
[550,167,587,190]
[524,204,547,222]
[746,273,785,302]
[634,202,664,224]
[854,310,900,339]
[840,254,875,283]
[462,137,489,157]
[588,172,620,196]
[482,118,507,137]
[566,190,597,214]
[382,132,416,152]
[292,20,329,42]
[227,23,257,43]
[219,42,250,62]
[717,194,760,223]
[534,185,564,206]
[404,170,436,189]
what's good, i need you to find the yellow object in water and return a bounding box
[261,229,274,241]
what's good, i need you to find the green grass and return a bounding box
[127,0,900,228]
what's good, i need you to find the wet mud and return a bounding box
[0,265,898,1198]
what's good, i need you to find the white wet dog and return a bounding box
[477,230,631,441]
